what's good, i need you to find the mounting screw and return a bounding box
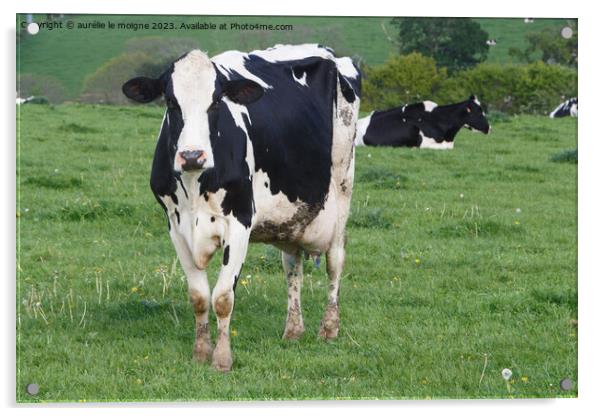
[26,383,39,396]
[560,378,573,391]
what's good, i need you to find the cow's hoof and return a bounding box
[283,324,305,340]
[193,341,213,363]
[318,304,339,340]
[211,347,233,372]
[211,357,232,373]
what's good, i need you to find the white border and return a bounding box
[4,1,600,415]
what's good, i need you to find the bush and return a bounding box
[80,52,156,105]
[362,57,577,115]
[81,37,200,105]
[446,61,577,114]
[362,53,448,112]
[18,74,67,103]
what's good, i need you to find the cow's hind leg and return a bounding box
[319,150,355,340]
[282,250,305,340]
[319,234,345,340]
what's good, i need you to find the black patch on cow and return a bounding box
[219,54,342,206]
[363,107,424,147]
[223,245,230,266]
[211,216,215,222]
[175,174,188,199]
[208,95,252,187]
[174,208,180,224]
[196,217,198,226]
[203,192,209,202]
[264,182,268,188]
[232,265,244,292]
[221,179,253,228]
[338,73,356,103]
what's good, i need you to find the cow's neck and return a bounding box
[433,102,469,139]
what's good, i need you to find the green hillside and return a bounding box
[17,14,573,100]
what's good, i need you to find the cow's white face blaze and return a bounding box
[170,50,217,173]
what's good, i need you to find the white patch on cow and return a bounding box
[423,100,438,112]
[252,169,302,227]
[212,51,272,89]
[354,113,373,146]
[472,96,481,106]
[570,103,578,117]
[419,132,454,150]
[333,56,360,79]
[291,68,308,86]
[240,44,359,79]
[222,97,251,131]
[171,50,216,171]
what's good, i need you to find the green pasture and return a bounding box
[17,104,577,402]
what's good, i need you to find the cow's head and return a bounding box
[464,95,491,134]
[122,50,264,185]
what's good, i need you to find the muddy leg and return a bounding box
[282,250,305,340]
[211,221,250,372]
[169,229,213,362]
[319,238,345,340]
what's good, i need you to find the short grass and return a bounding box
[17,15,572,99]
[16,105,577,402]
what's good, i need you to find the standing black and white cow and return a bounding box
[122,44,360,372]
[549,97,578,118]
[355,96,491,149]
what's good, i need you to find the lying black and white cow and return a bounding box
[549,97,578,118]
[122,44,360,372]
[355,96,491,149]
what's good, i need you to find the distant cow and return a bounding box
[549,97,578,118]
[16,95,35,105]
[122,44,360,372]
[355,96,491,149]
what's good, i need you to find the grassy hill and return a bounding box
[17,14,573,100]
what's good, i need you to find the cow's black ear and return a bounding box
[223,79,264,105]
[469,94,476,101]
[122,77,163,103]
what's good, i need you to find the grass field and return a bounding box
[17,14,571,100]
[16,104,577,402]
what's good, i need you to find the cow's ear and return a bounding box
[469,94,476,101]
[122,77,163,103]
[223,79,264,105]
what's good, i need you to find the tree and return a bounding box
[390,17,489,72]
[508,22,577,67]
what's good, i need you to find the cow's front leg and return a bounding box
[169,230,213,362]
[211,220,250,372]
[282,250,305,339]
